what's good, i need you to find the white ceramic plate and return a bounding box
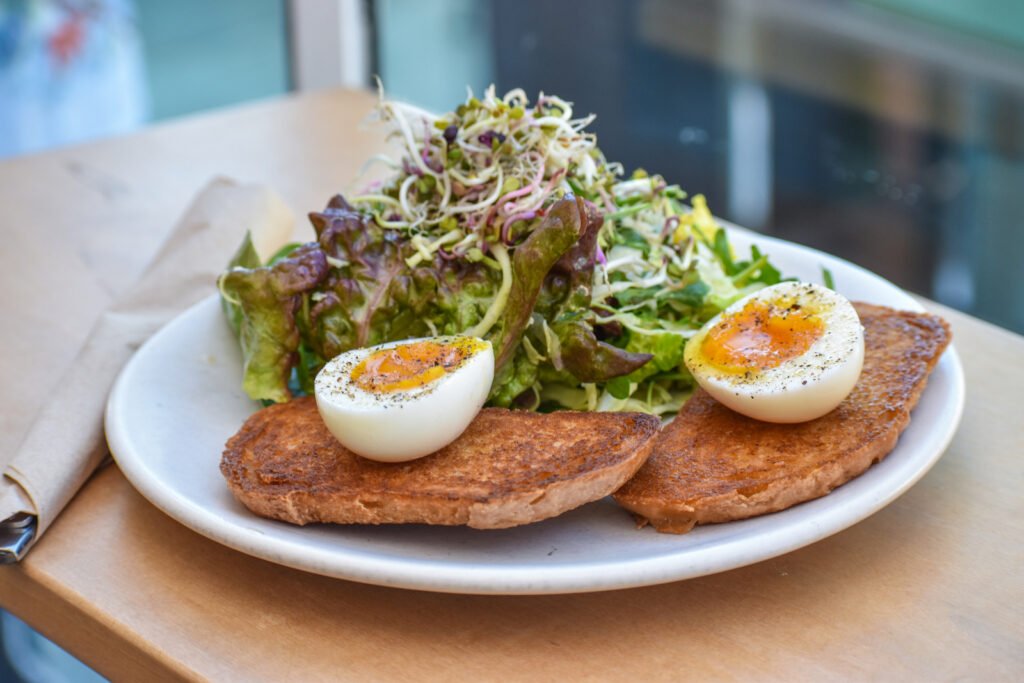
[105,227,964,594]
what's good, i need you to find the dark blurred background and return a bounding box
[2,0,1022,678]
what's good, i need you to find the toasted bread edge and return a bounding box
[614,307,952,534]
[223,411,662,530]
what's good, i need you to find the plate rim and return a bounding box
[104,227,965,594]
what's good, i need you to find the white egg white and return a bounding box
[314,337,494,462]
[684,282,865,423]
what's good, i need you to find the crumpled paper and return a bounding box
[1,178,294,554]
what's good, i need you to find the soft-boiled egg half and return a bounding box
[684,281,864,423]
[314,336,494,462]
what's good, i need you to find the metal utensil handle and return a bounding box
[0,513,37,563]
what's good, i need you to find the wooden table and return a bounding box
[1,89,1021,681]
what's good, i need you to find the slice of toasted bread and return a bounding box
[613,303,951,533]
[221,400,660,529]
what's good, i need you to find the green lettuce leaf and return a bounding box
[489,353,540,407]
[604,330,689,399]
[488,196,586,404]
[220,231,262,336]
[556,320,652,382]
[217,244,330,403]
[539,200,653,384]
[218,193,695,409]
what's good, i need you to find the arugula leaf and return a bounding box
[615,227,650,254]
[822,266,836,290]
[614,280,707,312]
[614,286,660,306]
[712,227,738,275]
[663,281,709,307]
[730,245,784,288]
[748,245,782,285]
[292,340,321,397]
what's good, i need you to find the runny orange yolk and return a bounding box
[700,300,825,372]
[350,338,485,393]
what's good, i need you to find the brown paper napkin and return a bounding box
[0,178,295,557]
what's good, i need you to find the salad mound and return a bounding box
[219,86,787,415]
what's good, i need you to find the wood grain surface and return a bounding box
[0,89,1021,682]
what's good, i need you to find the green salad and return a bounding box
[218,86,787,415]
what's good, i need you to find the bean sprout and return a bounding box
[350,85,615,253]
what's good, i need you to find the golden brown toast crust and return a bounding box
[613,303,951,533]
[221,401,660,529]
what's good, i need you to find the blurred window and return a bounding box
[1,0,1020,333]
[375,0,1024,333]
[0,0,289,158]
[0,0,146,157]
[137,0,289,120]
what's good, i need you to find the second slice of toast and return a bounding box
[614,303,951,533]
